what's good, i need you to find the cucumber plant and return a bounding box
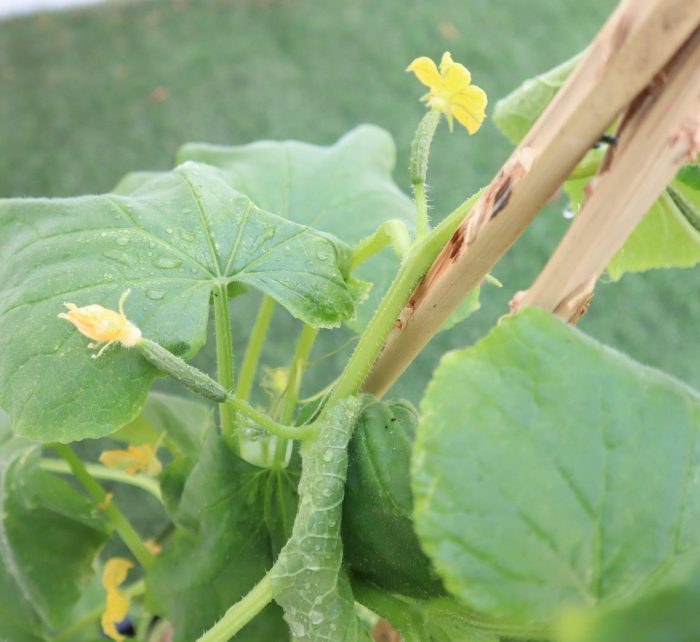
[1,33,699,642]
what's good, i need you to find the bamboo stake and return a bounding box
[363,0,700,397]
[517,28,700,321]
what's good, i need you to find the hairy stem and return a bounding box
[236,295,276,401]
[328,188,484,403]
[213,284,238,451]
[226,395,318,441]
[51,444,154,570]
[41,458,162,501]
[273,324,319,466]
[410,110,441,241]
[351,219,412,269]
[195,574,274,642]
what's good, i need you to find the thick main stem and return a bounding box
[327,190,484,404]
[52,444,154,570]
[213,284,238,450]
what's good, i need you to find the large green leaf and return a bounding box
[176,125,415,327]
[0,162,359,442]
[0,417,109,642]
[492,52,582,145]
[112,390,212,454]
[111,391,215,516]
[557,558,700,642]
[271,398,372,642]
[353,581,502,642]
[147,427,289,642]
[413,309,700,630]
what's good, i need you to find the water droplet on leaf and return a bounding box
[145,289,167,300]
[154,257,182,269]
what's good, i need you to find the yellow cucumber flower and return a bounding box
[99,443,162,477]
[58,289,141,358]
[101,558,134,642]
[407,51,487,133]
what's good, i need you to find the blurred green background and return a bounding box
[2,0,698,409]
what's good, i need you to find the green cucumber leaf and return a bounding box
[557,559,700,642]
[0,419,109,642]
[111,391,215,516]
[565,178,700,281]
[492,52,583,145]
[175,125,415,328]
[263,462,301,559]
[147,428,288,642]
[111,391,212,454]
[354,581,501,642]
[677,163,700,190]
[414,309,700,629]
[0,162,359,442]
[270,398,372,641]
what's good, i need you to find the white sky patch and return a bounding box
[0,0,108,21]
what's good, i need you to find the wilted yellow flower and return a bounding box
[58,289,141,358]
[100,443,162,477]
[101,558,133,642]
[407,51,487,133]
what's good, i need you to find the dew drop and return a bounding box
[309,609,323,625]
[290,622,305,637]
[155,257,182,269]
[262,226,276,241]
[322,449,334,463]
[145,289,167,300]
[103,250,135,266]
[166,227,174,235]
[179,228,195,242]
[562,207,576,220]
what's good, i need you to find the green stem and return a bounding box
[41,458,162,501]
[410,110,442,241]
[328,188,485,404]
[196,574,274,642]
[213,284,238,451]
[351,219,412,270]
[236,295,276,401]
[273,324,319,466]
[140,336,310,441]
[51,444,154,570]
[226,395,318,441]
[414,182,430,241]
[52,580,146,642]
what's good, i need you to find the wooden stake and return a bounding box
[363,0,700,397]
[517,28,700,321]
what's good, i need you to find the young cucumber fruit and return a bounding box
[343,398,445,598]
